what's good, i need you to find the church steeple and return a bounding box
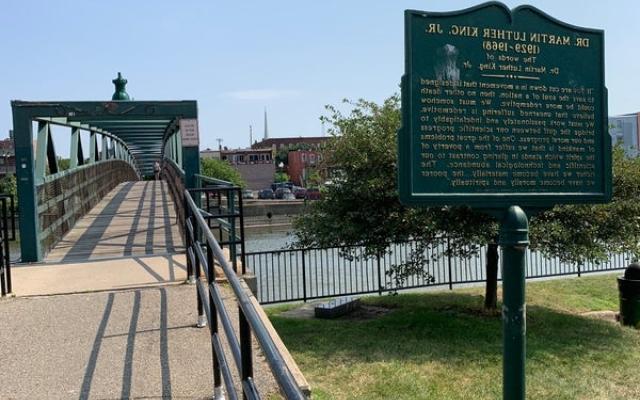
[263,107,269,139]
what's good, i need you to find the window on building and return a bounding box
[310,154,316,163]
[302,153,307,162]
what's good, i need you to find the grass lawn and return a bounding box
[268,273,640,399]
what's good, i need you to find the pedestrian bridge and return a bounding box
[3,76,309,399]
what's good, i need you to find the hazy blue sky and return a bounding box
[1,1,637,150]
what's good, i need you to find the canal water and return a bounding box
[245,231,295,252]
[242,231,631,304]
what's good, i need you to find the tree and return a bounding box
[58,158,71,171]
[295,95,640,311]
[0,175,17,206]
[200,158,245,187]
[530,146,640,265]
[293,96,499,305]
[305,168,323,188]
[274,171,290,183]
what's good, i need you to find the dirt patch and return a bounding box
[278,302,392,320]
[581,310,618,323]
[338,304,392,320]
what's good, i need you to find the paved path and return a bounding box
[45,181,182,263]
[11,254,187,296]
[1,180,287,399]
[10,180,188,297]
[0,284,278,400]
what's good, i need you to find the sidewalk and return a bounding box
[0,284,278,399]
[10,253,187,297]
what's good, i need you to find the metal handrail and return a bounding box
[0,195,13,295]
[194,174,236,187]
[163,157,185,177]
[184,189,306,399]
[33,117,141,179]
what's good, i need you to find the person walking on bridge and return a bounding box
[154,161,161,181]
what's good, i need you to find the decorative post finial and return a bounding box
[111,72,130,100]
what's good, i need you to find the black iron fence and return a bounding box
[195,174,246,274]
[0,195,15,296]
[246,241,632,304]
[184,186,307,399]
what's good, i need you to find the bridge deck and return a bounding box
[45,181,183,263]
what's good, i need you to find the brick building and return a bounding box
[200,148,221,159]
[252,136,329,150]
[287,149,322,187]
[0,137,16,177]
[221,148,275,190]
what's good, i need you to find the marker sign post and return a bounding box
[398,3,610,399]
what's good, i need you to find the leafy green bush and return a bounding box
[200,158,245,187]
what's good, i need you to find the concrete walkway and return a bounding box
[0,180,286,399]
[0,284,278,399]
[11,180,188,297]
[45,181,182,263]
[11,253,187,296]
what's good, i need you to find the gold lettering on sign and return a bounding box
[418,79,597,191]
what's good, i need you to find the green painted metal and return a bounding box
[89,131,97,163]
[12,98,198,261]
[111,72,130,101]
[34,122,48,185]
[396,4,614,400]
[398,3,611,208]
[176,131,183,167]
[45,124,59,175]
[70,127,80,169]
[499,206,528,400]
[101,135,108,161]
[12,106,42,262]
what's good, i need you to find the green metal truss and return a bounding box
[11,100,200,262]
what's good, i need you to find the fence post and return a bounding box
[577,262,582,277]
[377,252,383,296]
[184,192,194,283]
[228,189,237,273]
[447,237,453,290]
[239,309,253,397]
[301,249,307,302]
[206,245,222,397]
[1,198,10,295]
[9,195,15,241]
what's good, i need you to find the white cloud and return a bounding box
[223,89,300,101]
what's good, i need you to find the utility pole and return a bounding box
[249,125,253,148]
[216,138,223,151]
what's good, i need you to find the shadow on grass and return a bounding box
[270,292,629,366]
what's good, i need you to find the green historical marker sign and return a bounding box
[398,2,611,208]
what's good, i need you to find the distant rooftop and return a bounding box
[252,136,329,149]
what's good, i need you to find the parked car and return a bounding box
[242,189,254,199]
[292,186,307,199]
[304,188,321,200]
[271,181,294,191]
[275,187,295,200]
[257,188,274,199]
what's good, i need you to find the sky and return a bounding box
[1,0,638,152]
